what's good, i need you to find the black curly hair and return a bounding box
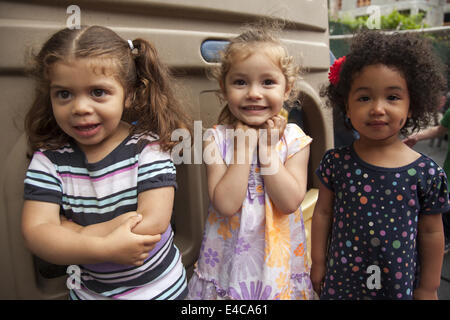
[321,30,447,135]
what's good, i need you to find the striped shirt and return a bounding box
[24,133,187,299]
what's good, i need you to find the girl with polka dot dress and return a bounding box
[311,30,449,300]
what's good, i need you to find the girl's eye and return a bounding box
[357,96,370,102]
[56,90,72,100]
[263,79,275,86]
[387,95,400,101]
[92,89,106,97]
[233,79,246,86]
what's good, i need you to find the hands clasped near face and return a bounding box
[232,115,286,166]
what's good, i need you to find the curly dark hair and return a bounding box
[321,30,447,135]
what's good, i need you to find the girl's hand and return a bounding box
[235,120,259,148]
[402,135,419,148]
[310,262,326,296]
[234,120,258,163]
[103,214,161,266]
[413,287,438,300]
[259,115,286,149]
[258,115,286,171]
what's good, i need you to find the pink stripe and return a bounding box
[91,163,138,182]
[59,163,138,182]
[143,142,159,149]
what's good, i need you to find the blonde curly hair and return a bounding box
[211,22,301,125]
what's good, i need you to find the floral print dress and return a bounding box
[187,123,314,300]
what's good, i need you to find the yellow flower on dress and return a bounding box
[294,242,304,257]
[264,200,291,270]
[217,214,240,240]
[207,209,219,225]
[274,272,292,300]
[256,184,264,194]
[207,208,240,240]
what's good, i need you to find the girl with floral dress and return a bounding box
[187,25,314,300]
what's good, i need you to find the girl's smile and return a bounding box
[72,123,102,137]
[240,105,270,113]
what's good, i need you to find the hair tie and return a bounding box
[127,39,134,50]
[328,56,346,86]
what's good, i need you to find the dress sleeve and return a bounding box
[137,142,177,193]
[420,164,450,214]
[315,149,336,191]
[204,125,232,164]
[23,151,63,204]
[283,123,312,160]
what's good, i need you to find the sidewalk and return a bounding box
[411,139,450,300]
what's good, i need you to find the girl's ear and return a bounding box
[124,93,133,109]
[219,80,227,99]
[344,101,350,116]
[284,83,292,101]
[219,80,225,93]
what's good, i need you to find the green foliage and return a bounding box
[330,10,428,35]
[381,10,428,30]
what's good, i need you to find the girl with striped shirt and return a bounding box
[21,25,191,300]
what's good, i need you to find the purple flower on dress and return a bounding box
[235,238,251,255]
[228,281,272,300]
[204,248,219,267]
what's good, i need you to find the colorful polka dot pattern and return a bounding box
[316,146,450,300]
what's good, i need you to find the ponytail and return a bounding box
[127,38,192,152]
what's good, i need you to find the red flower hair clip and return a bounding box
[328,56,346,86]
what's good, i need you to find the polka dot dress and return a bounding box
[316,145,450,300]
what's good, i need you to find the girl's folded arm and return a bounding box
[21,200,107,265]
[22,200,159,266]
[131,186,175,236]
[60,211,139,237]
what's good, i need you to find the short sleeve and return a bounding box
[315,149,336,191]
[137,142,177,193]
[24,151,62,204]
[283,123,312,160]
[204,125,234,165]
[440,108,450,129]
[420,165,450,214]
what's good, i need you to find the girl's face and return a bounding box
[222,51,291,126]
[346,64,410,144]
[49,58,128,155]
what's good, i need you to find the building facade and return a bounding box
[329,0,450,26]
